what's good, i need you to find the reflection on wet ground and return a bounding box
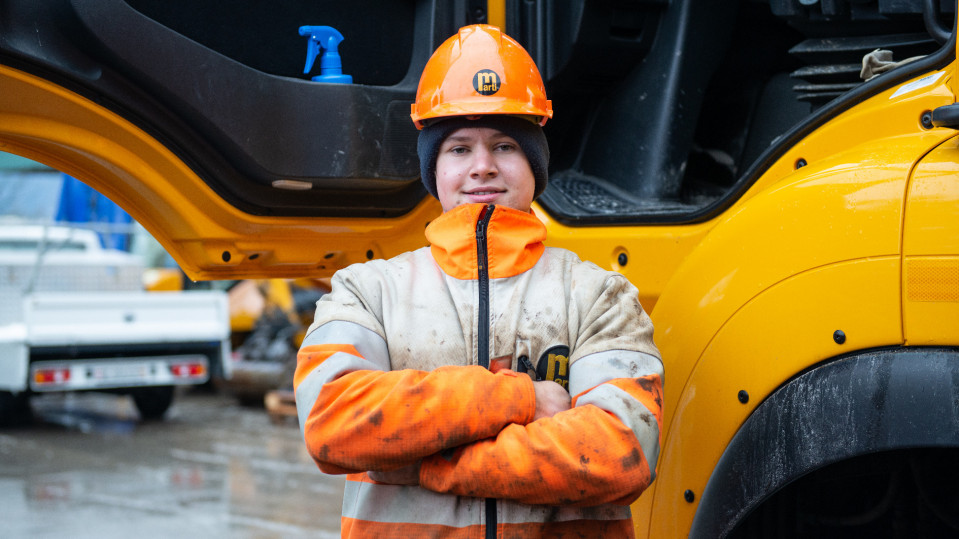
[0,389,344,538]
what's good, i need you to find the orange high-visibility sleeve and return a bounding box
[420,374,662,506]
[301,361,536,475]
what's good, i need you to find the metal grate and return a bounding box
[546,173,696,216]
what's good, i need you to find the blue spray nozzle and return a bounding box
[298,25,353,84]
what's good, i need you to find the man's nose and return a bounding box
[469,148,498,178]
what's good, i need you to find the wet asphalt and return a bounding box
[0,389,344,538]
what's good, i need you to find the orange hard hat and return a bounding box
[410,24,553,130]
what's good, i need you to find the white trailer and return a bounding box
[0,225,231,423]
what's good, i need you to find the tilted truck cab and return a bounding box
[1,0,958,535]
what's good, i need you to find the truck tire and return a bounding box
[692,348,959,537]
[131,386,175,420]
[0,391,31,426]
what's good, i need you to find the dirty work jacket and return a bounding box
[295,203,664,538]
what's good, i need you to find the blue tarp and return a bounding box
[55,174,132,251]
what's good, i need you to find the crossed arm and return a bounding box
[367,377,571,485]
[293,268,663,506]
[294,329,662,506]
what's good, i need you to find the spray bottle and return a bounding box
[298,25,352,84]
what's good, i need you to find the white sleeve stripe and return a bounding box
[302,320,390,370]
[295,350,387,437]
[576,383,660,477]
[569,349,663,397]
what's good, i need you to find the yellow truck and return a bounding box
[1,0,957,535]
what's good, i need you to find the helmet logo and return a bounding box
[473,70,501,96]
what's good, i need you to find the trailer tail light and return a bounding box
[31,356,211,392]
[34,367,71,386]
[170,362,206,379]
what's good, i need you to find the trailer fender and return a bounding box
[690,347,959,538]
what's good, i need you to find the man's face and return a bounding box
[434,126,535,212]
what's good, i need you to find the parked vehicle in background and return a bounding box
[0,224,231,424]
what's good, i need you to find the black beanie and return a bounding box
[417,116,549,201]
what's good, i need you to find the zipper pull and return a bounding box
[475,204,494,239]
[519,355,540,381]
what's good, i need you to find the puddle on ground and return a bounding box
[1,390,344,538]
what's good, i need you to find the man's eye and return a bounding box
[449,146,468,154]
[495,143,516,152]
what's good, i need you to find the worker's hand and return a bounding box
[367,460,422,485]
[533,380,571,420]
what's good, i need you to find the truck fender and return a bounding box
[690,347,959,538]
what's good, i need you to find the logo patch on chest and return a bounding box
[536,345,570,390]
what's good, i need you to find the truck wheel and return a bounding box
[131,386,175,420]
[0,391,32,426]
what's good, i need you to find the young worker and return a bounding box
[294,24,664,538]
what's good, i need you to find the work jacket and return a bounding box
[295,203,664,538]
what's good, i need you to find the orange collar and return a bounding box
[425,204,547,280]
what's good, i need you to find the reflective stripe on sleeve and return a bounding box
[295,351,380,433]
[301,320,390,369]
[568,349,663,397]
[574,382,661,478]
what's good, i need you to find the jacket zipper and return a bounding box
[475,204,497,539]
[476,204,493,370]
